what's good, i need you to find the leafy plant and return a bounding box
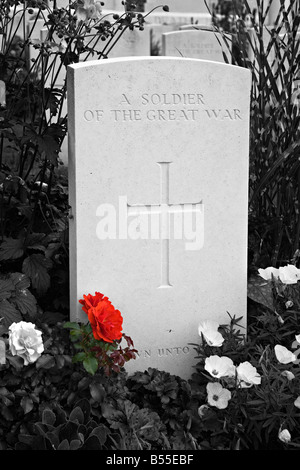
[0,0,169,317]
[213,0,300,267]
[64,320,137,376]
[17,398,110,450]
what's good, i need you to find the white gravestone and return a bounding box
[149,23,180,56]
[0,340,5,365]
[8,6,40,41]
[82,26,151,60]
[162,30,231,63]
[27,19,46,78]
[0,80,6,107]
[40,28,66,87]
[145,0,212,13]
[68,57,251,379]
[145,12,212,26]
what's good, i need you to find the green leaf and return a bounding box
[247,275,275,312]
[0,299,22,327]
[70,329,83,339]
[24,130,60,166]
[22,254,52,295]
[42,409,56,426]
[9,273,37,317]
[69,406,84,425]
[89,383,105,403]
[0,237,24,261]
[20,396,34,414]
[83,357,98,375]
[0,278,15,301]
[72,352,86,363]
[36,354,56,370]
[7,355,24,370]
[63,322,81,330]
[57,439,70,450]
[25,233,47,252]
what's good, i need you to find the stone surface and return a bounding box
[0,340,6,365]
[27,19,46,78]
[68,57,250,379]
[0,80,6,107]
[149,23,180,56]
[144,11,212,26]
[82,26,151,60]
[40,28,66,87]
[145,0,212,13]
[162,30,231,63]
[8,6,39,40]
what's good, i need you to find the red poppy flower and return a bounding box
[79,292,123,343]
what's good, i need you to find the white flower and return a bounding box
[8,321,44,365]
[278,428,291,443]
[258,265,300,284]
[206,382,231,409]
[198,320,224,347]
[294,396,300,409]
[236,361,261,388]
[205,355,235,379]
[258,266,280,281]
[198,404,210,418]
[274,345,296,364]
[278,265,300,284]
[51,38,68,54]
[76,0,102,22]
[281,370,295,381]
[295,334,300,344]
[285,300,294,309]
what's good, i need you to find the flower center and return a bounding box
[212,369,219,376]
[23,336,33,348]
[212,394,219,402]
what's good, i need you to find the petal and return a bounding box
[258,267,279,280]
[275,345,296,364]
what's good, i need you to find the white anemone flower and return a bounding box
[205,355,235,379]
[258,266,280,281]
[274,345,296,364]
[278,265,300,284]
[198,320,224,347]
[206,382,231,410]
[236,361,261,388]
[278,428,291,444]
[281,370,295,381]
[294,396,300,409]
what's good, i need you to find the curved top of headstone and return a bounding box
[68,55,250,77]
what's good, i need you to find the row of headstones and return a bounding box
[28,22,230,84]
[14,5,300,89]
[21,21,300,166]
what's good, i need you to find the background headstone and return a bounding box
[0,80,6,107]
[27,19,46,78]
[149,23,180,55]
[0,340,6,365]
[40,27,66,87]
[162,30,231,63]
[68,57,250,379]
[82,26,151,60]
[145,11,212,27]
[145,0,212,13]
[8,6,40,41]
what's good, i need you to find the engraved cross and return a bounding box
[127,162,202,288]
